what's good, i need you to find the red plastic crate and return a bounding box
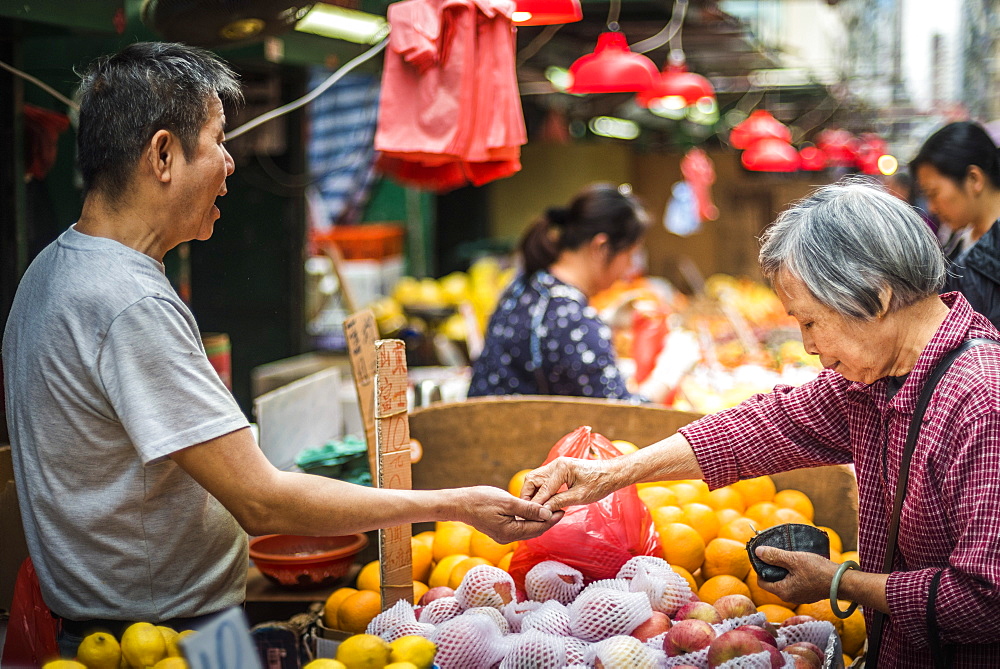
[314,223,405,260]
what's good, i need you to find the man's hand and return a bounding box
[455,486,565,544]
[753,546,838,604]
[519,457,621,511]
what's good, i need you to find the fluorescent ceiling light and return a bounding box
[588,116,640,140]
[296,4,389,44]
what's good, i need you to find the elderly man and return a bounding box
[523,181,1000,668]
[2,42,558,655]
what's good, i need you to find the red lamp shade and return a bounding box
[730,110,791,149]
[742,138,801,172]
[855,133,888,174]
[512,0,582,25]
[816,128,860,168]
[799,145,827,171]
[567,32,659,94]
[635,62,715,110]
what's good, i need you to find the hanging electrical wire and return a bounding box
[629,0,687,54]
[225,36,388,141]
[0,60,79,110]
[516,24,565,66]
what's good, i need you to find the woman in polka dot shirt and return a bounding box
[469,183,649,398]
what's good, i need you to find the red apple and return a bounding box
[733,624,778,647]
[664,619,717,656]
[783,641,824,667]
[631,611,672,641]
[706,630,764,667]
[713,594,757,620]
[762,644,784,669]
[780,615,817,627]
[674,601,723,624]
[418,585,455,606]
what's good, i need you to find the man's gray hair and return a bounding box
[759,179,946,320]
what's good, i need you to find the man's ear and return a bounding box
[147,129,174,183]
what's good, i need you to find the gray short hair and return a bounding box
[759,179,946,319]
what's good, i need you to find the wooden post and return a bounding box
[343,310,379,483]
[374,339,414,610]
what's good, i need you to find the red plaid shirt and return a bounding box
[680,293,1000,668]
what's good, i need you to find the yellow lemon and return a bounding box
[152,659,188,669]
[303,661,347,669]
[428,553,469,588]
[384,664,419,669]
[42,662,87,669]
[335,634,392,669]
[166,630,196,658]
[389,635,437,669]
[121,622,167,669]
[77,631,122,669]
[506,469,533,497]
[447,557,492,590]
[611,440,638,454]
[156,627,179,653]
[469,529,514,564]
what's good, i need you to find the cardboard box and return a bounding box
[408,396,860,551]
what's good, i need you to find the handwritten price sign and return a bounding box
[179,607,261,669]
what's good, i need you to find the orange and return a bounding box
[795,600,846,635]
[611,439,639,454]
[507,469,532,497]
[670,565,699,593]
[496,552,514,572]
[428,553,469,588]
[669,481,710,505]
[650,505,685,528]
[447,556,492,590]
[680,503,720,543]
[432,522,473,561]
[702,538,751,580]
[657,522,705,573]
[637,486,678,509]
[411,539,433,583]
[757,604,796,624]
[697,574,751,605]
[841,607,866,656]
[817,526,843,553]
[770,507,812,526]
[719,517,759,543]
[705,487,746,514]
[356,560,381,592]
[745,502,780,529]
[731,476,776,506]
[745,570,795,608]
[773,489,814,522]
[469,529,514,564]
[323,587,357,628]
[412,530,436,552]
[338,589,382,634]
[715,508,742,527]
[412,581,429,604]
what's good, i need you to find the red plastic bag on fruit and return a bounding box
[2,557,59,668]
[508,426,661,590]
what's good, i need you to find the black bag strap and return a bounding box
[865,337,998,668]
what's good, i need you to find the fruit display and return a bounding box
[45,624,196,669]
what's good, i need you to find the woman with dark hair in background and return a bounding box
[468,182,650,398]
[912,121,1000,327]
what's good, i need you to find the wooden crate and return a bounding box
[409,396,859,551]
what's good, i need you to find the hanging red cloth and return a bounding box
[375,0,526,191]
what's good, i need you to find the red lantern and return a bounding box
[816,128,860,168]
[799,145,827,171]
[567,32,659,94]
[855,133,888,174]
[635,61,715,110]
[512,0,582,26]
[741,138,801,172]
[730,110,791,149]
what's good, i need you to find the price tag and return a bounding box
[179,607,262,669]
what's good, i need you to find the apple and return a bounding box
[780,615,817,627]
[762,644,784,669]
[664,619,717,656]
[418,585,455,606]
[713,594,757,620]
[674,601,723,624]
[631,611,672,641]
[732,624,778,647]
[783,641,824,667]
[706,630,764,667]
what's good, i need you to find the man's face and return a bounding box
[175,93,235,242]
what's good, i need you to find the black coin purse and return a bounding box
[746,523,831,582]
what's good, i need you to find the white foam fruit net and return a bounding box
[777,619,835,649]
[616,555,672,580]
[498,629,571,669]
[432,611,507,669]
[366,599,416,637]
[520,600,571,637]
[663,646,709,668]
[462,606,511,635]
[503,600,544,633]
[628,561,693,616]
[714,650,778,669]
[568,584,653,642]
[525,560,585,605]
[380,620,436,642]
[455,565,516,610]
[714,611,767,635]
[582,578,632,594]
[417,596,464,625]
[584,635,662,669]
[565,636,591,665]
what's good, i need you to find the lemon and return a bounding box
[389,635,436,669]
[335,634,392,669]
[77,631,122,669]
[42,662,87,669]
[303,661,348,669]
[166,629,196,658]
[385,664,419,669]
[152,659,189,669]
[121,622,167,668]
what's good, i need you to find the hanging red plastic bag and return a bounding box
[508,426,661,590]
[631,306,669,385]
[2,557,59,667]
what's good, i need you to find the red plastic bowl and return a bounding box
[249,533,368,590]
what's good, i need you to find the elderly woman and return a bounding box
[522,181,1000,668]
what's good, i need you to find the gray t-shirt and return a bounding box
[2,226,250,621]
